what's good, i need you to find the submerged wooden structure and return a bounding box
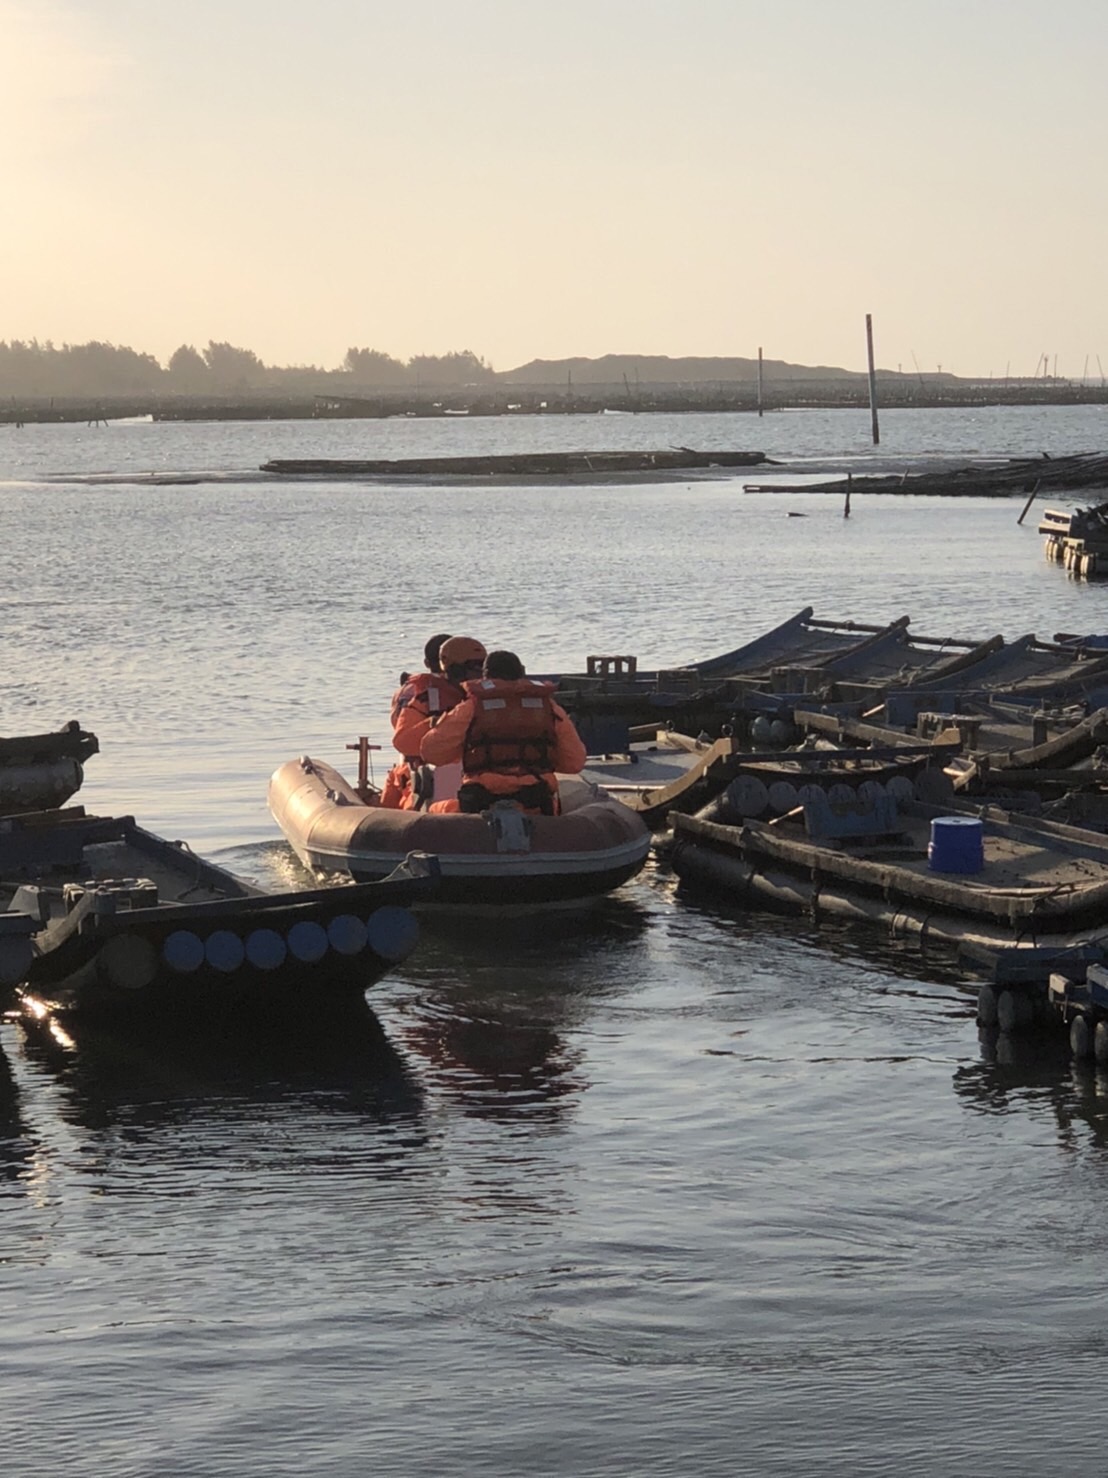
[259,448,769,479]
[745,451,1108,499]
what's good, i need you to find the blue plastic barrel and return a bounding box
[928,815,984,875]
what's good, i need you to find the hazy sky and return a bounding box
[4,0,1105,376]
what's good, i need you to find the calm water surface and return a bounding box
[3,408,1108,1476]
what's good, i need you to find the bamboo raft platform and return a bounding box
[558,604,1108,756]
[259,448,769,479]
[1040,498,1108,579]
[744,451,1108,498]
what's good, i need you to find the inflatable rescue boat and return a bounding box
[268,755,651,910]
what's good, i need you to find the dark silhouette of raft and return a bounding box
[744,451,1108,497]
[259,448,768,478]
[0,721,99,815]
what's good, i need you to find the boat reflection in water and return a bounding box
[954,1024,1108,1152]
[14,993,426,1149]
[390,895,653,1124]
[0,1031,36,1186]
[398,1000,581,1124]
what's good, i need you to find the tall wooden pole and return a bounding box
[1016,479,1041,527]
[865,313,880,445]
[757,346,764,416]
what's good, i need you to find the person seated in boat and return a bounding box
[381,634,487,809]
[420,649,587,815]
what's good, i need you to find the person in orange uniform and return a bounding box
[381,634,487,809]
[420,649,587,815]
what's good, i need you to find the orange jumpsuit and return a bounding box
[419,677,587,814]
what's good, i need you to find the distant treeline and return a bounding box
[0,340,497,398]
[0,338,956,399]
[1,339,1101,413]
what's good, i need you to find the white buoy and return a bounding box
[977,983,999,1026]
[245,928,288,971]
[1071,1014,1093,1058]
[886,775,915,805]
[327,914,368,956]
[997,989,1034,1032]
[288,920,329,963]
[366,905,421,962]
[164,930,205,973]
[725,774,770,818]
[100,934,159,990]
[205,930,246,973]
[767,780,799,814]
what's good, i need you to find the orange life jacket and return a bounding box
[391,672,466,761]
[390,671,465,731]
[460,678,559,781]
